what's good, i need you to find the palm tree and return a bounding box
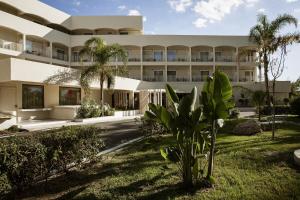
[79,37,127,104]
[252,90,266,121]
[249,14,299,106]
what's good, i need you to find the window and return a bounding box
[154,51,163,61]
[59,87,81,105]
[200,71,209,81]
[22,84,44,109]
[200,52,209,61]
[168,50,176,61]
[167,71,176,81]
[154,71,163,81]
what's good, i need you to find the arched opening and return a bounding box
[123,45,141,62]
[215,46,236,62]
[25,35,50,57]
[95,28,118,35]
[143,45,165,62]
[167,45,189,62]
[71,29,94,35]
[47,23,71,34]
[52,42,69,61]
[0,26,23,52]
[119,28,141,35]
[191,45,213,62]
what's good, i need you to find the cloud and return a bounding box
[294,8,300,13]
[128,9,141,16]
[168,0,193,13]
[257,8,266,13]
[193,18,208,28]
[118,5,126,10]
[143,16,147,22]
[286,0,298,3]
[72,0,81,7]
[193,0,260,28]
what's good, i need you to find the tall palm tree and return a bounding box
[249,14,299,106]
[79,37,127,104]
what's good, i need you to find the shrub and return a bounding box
[229,108,240,119]
[260,105,291,115]
[291,97,300,116]
[140,117,167,135]
[0,126,105,195]
[0,136,46,192]
[76,99,115,119]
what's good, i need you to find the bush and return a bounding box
[291,97,300,116]
[229,108,240,119]
[260,105,291,115]
[77,99,114,119]
[0,136,46,192]
[0,126,105,195]
[140,117,167,135]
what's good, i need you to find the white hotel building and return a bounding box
[0,0,290,122]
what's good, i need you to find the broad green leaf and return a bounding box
[166,84,179,104]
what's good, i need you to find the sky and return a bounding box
[40,0,300,81]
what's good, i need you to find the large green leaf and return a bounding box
[166,84,179,104]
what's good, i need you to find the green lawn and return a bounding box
[18,124,300,200]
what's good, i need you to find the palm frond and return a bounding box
[270,14,298,33]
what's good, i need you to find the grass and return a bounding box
[14,124,300,200]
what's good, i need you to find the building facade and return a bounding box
[0,0,291,122]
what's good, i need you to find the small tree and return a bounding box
[269,44,287,140]
[201,70,234,179]
[252,90,266,121]
[145,85,207,188]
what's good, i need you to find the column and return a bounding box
[140,47,143,80]
[236,47,239,83]
[213,47,216,73]
[50,42,53,64]
[22,34,26,52]
[164,47,168,82]
[189,47,192,82]
[160,90,163,106]
[68,47,71,67]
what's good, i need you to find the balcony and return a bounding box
[167,46,189,62]
[143,76,164,82]
[25,37,51,58]
[0,39,22,52]
[123,46,141,62]
[215,46,236,63]
[191,46,214,62]
[167,76,189,82]
[192,76,208,82]
[52,43,69,62]
[143,46,165,62]
[25,48,50,58]
[215,55,235,62]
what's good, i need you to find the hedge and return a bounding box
[0,126,105,195]
[260,105,291,115]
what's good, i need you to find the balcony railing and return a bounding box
[239,57,256,63]
[143,76,164,82]
[167,56,189,62]
[192,77,208,82]
[25,48,50,58]
[191,56,213,62]
[53,53,69,61]
[0,39,22,52]
[215,55,236,62]
[143,55,164,62]
[167,76,189,82]
[239,77,254,82]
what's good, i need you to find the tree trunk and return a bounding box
[263,53,271,107]
[100,72,104,105]
[207,120,216,179]
[272,81,276,140]
[182,143,193,188]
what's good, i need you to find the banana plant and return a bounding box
[145,84,208,188]
[201,70,234,179]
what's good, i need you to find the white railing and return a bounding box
[215,55,236,62]
[53,53,69,61]
[25,48,51,58]
[143,76,164,82]
[167,55,189,62]
[143,55,164,62]
[167,76,189,82]
[191,53,214,62]
[0,39,22,52]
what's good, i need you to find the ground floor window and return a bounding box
[22,84,44,109]
[59,87,81,105]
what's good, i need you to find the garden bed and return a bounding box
[8,124,300,199]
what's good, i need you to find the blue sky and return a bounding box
[40,0,300,81]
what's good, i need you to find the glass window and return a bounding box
[22,84,44,109]
[168,50,176,61]
[154,51,163,61]
[59,87,81,105]
[200,52,209,61]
